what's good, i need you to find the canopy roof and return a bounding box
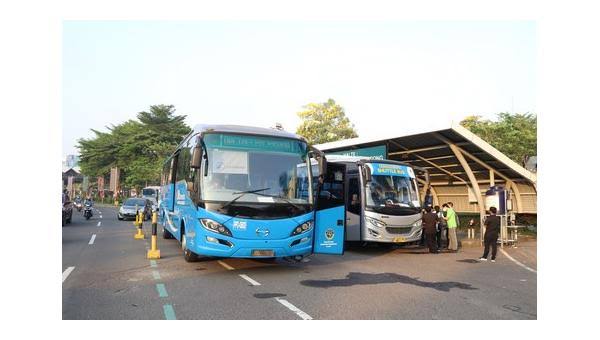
[316,121,536,185]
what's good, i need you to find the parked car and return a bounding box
[62,199,73,226]
[118,198,152,221]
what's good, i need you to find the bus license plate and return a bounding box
[393,237,405,243]
[252,250,274,257]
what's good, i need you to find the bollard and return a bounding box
[147,212,161,259]
[134,210,145,239]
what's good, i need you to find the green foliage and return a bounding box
[77,105,191,190]
[296,99,358,145]
[460,112,537,165]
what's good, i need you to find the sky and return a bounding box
[62,21,536,156]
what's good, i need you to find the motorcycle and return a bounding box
[74,201,83,212]
[84,203,93,220]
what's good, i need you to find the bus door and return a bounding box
[345,172,361,241]
[313,162,346,255]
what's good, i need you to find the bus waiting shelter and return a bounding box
[315,122,537,220]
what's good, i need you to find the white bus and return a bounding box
[323,155,430,245]
[141,186,161,210]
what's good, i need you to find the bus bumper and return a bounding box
[363,226,423,244]
[187,233,313,258]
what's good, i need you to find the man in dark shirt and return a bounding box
[480,206,501,262]
[422,206,439,254]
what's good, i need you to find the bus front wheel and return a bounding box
[181,228,198,262]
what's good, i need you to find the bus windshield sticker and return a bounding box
[211,149,248,174]
[256,196,275,203]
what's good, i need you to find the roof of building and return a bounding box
[316,121,536,185]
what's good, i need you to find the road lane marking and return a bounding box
[156,283,168,297]
[275,297,313,320]
[239,274,261,286]
[88,234,97,245]
[163,304,176,320]
[152,270,161,280]
[500,248,537,273]
[217,260,235,270]
[97,221,101,227]
[62,266,75,283]
[150,260,157,268]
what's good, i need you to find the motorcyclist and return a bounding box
[84,197,93,207]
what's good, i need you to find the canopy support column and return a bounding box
[449,144,486,242]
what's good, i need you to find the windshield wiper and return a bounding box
[220,188,271,210]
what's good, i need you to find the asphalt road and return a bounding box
[62,206,537,320]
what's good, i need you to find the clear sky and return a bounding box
[63,21,535,156]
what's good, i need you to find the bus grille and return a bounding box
[385,227,412,234]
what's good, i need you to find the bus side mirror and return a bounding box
[364,166,372,182]
[191,146,203,169]
[319,157,327,177]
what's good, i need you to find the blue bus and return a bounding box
[159,125,346,261]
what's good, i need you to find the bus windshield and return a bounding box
[200,133,312,214]
[365,163,421,215]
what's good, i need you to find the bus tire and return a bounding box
[163,227,173,239]
[181,226,198,262]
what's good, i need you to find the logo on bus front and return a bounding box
[325,228,335,241]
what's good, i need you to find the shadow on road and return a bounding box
[300,272,478,292]
[456,259,480,264]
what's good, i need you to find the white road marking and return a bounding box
[62,266,75,283]
[239,274,261,286]
[88,234,96,245]
[499,248,537,273]
[217,260,235,271]
[275,297,313,320]
[97,221,101,227]
[152,270,161,280]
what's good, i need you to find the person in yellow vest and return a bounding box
[444,202,459,252]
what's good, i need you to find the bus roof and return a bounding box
[192,124,307,142]
[326,154,421,170]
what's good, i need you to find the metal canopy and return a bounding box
[315,121,536,186]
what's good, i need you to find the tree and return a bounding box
[77,105,192,191]
[296,99,358,145]
[460,113,537,165]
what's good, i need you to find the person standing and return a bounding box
[444,202,458,252]
[435,205,447,249]
[480,206,501,262]
[422,206,439,253]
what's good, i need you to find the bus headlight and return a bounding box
[291,220,313,236]
[365,216,387,228]
[200,218,232,237]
